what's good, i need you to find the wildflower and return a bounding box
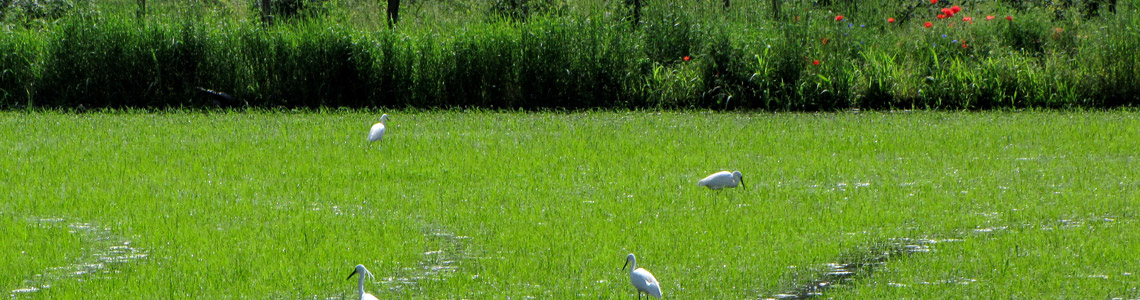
[836,15,844,21]
[821,38,830,45]
[888,17,895,23]
[930,0,937,3]
[1006,16,1013,21]
[924,22,933,28]
[683,56,691,61]
[813,60,820,65]
[952,39,958,43]
[963,17,972,22]
[938,14,946,19]
[986,15,995,20]
[942,34,948,38]
[950,5,961,13]
[962,43,968,48]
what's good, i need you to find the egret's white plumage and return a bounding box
[698,171,745,190]
[347,264,379,300]
[622,253,662,299]
[368,114,390,143]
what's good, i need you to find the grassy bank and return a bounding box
[1,0,1138,110]
[2,110,1138,298]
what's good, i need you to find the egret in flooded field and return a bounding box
[698,171,745,190]
[368,114,390,144]
[347,264,379,300]
[622,253,662,299]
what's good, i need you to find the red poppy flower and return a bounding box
[962,43,968,48]
[835,15,844,21]
[950,5,961,13]
[821,38,830,45]
[683,56,691,61]
[888,17,895,23]
[962,17,972,22]
[930,0,937,3]
[924,22,933,28]
[937,14,946,19]
[1006,16,1013,21]
[940,8,951,15]
[986,15,995,20]
[813,60,820,65]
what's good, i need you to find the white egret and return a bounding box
[347,264,379,300]
[622,253,662,299]
[698,171,745,190]
[368,114,390,143]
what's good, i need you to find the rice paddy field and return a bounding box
[2,110,1138,299]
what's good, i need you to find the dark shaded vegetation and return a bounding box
[0,0,1137,110]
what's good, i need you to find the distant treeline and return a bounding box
[1,0,1137,110]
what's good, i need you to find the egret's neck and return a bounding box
[628,259,637,274]
[356,274,366,300]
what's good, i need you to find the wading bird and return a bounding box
[368,114,390,144]
[698,171,745,190]
[347,264,379,300]
[622,253,662,299]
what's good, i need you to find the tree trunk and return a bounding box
[387,0,401,29]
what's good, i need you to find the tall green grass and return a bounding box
[0,0,1138,109]
[2,110,1138,298]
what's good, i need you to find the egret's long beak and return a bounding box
[740,176,747,189]
[347,269,358,280]
[621,259,630,271]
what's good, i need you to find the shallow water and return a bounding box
[763,237,952,300]
[10,217,148,298]
[322,223,472,300]
[761,214,1133,299]
[379,226,471,291]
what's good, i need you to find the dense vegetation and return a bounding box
[0,0,1137,110]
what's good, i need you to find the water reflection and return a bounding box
[10,218,147,297]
